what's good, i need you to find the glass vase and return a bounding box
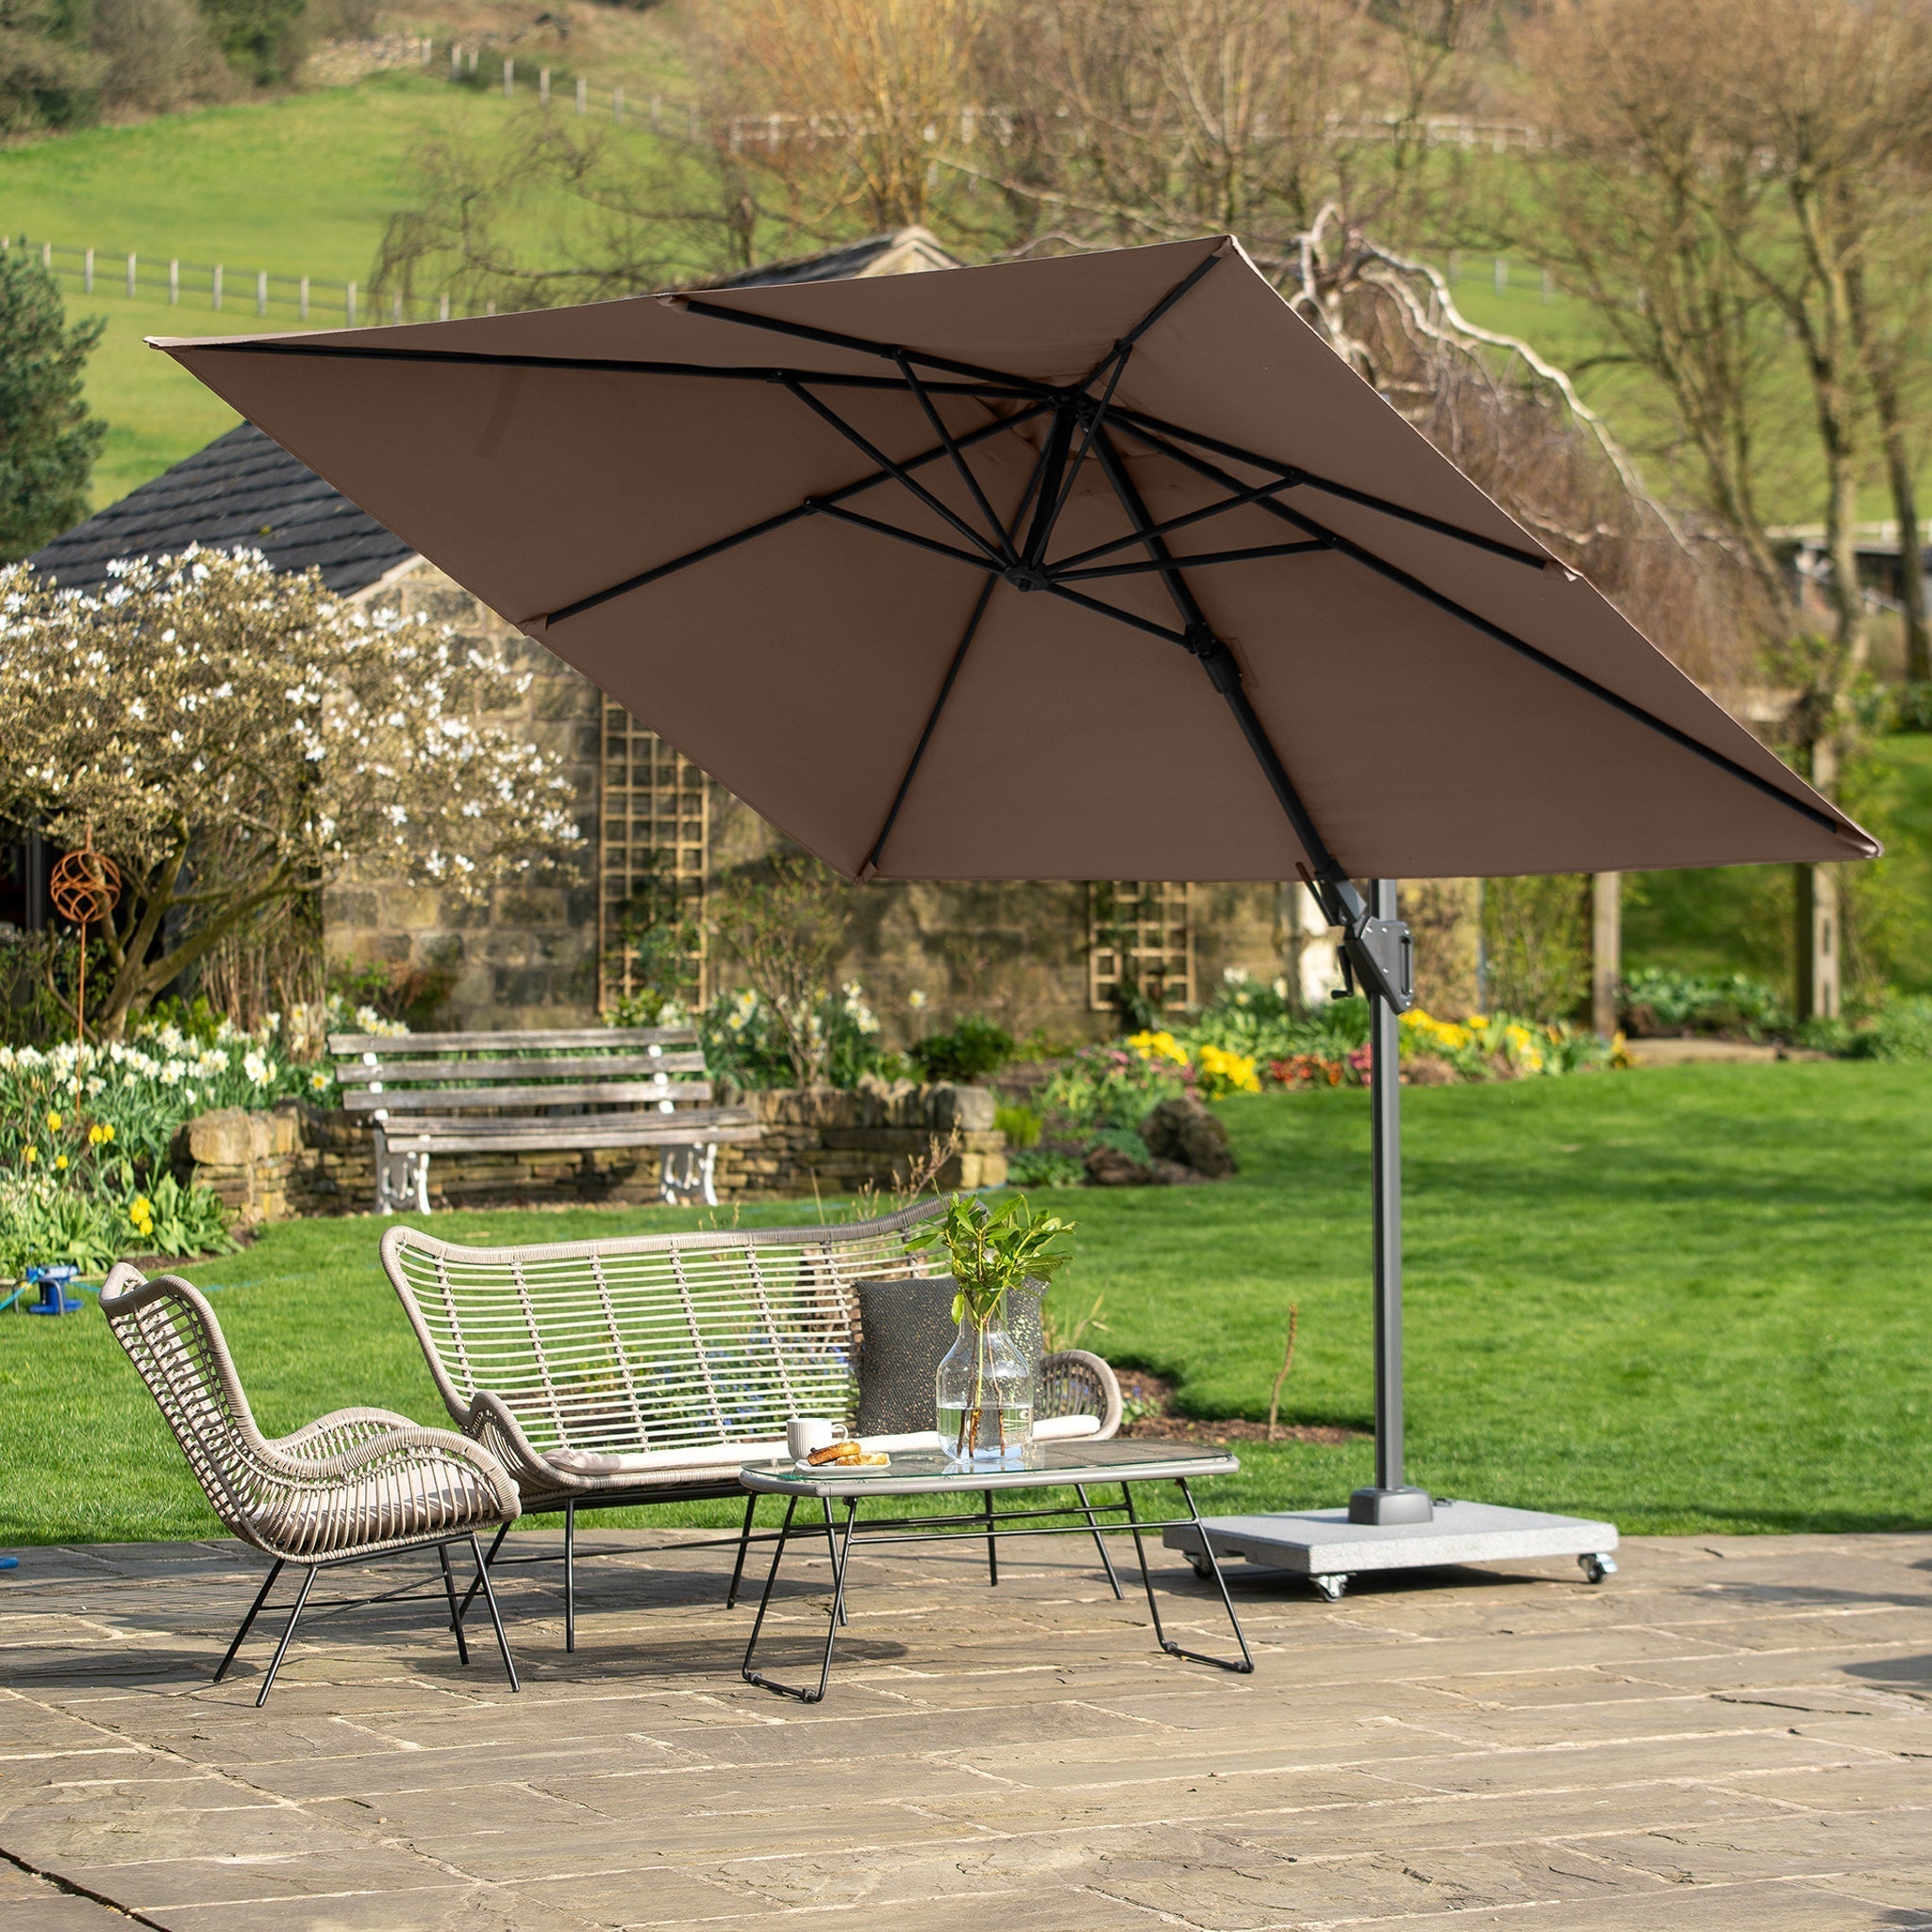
[935,1315,1035,1469]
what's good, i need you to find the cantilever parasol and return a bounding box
[154,233,1874,1538]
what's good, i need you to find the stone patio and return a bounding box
[1,1525,1927,1931]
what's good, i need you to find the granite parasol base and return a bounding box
[1163,1499,1619,1601]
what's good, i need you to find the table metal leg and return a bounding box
[1121,1482,1252,1674]
[1074,1483,1124,1600]
[725,1491,758,1608]
[741,1494,796,1690]
[983,1489,998,1586]
[744,1495,856,1704]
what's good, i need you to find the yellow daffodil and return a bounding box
[54,1154,68,1170]
[22,1147,35,1164]
[45,1110,61,1131]
[1126,1029,1191,1069]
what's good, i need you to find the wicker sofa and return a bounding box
[379,1199,1124,1648]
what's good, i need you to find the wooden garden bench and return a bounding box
[379,1200,1124,1649]
[328,1024,760,1213]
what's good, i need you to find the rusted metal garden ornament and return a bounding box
[48,831,121,1041]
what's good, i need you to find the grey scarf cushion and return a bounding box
[854,1276,1043,1437]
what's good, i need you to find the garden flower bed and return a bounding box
[0,1016,333,1275]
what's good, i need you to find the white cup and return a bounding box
[787,1417,849,1460]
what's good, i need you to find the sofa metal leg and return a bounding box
[470,1533,521,1691]
[563,1501,576,1653]
[438,1542,471,1665]
[726,1491,758,1608]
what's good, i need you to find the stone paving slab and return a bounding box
[1,1529,1928,1930]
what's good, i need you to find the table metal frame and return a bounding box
[738,1465,1254,1703]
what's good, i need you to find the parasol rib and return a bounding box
[1107,402,1551,570]
[167,334,1034,397]
[1115,415,1855,842]
[860,404,1065,877]
[781,377,1009,565]
[891,350,1016,562]
[1090,425,1357,895]
[542,402,1048,625]
[1047,471,1310,570]
[858,576,999,879]
[1056,541,1329,582]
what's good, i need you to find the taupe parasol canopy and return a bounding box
[155,234,1874,928]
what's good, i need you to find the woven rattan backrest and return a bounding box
[382,1200,949,1453]
[99,1266,269,1543]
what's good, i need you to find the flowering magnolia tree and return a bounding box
[0,548,578,1039]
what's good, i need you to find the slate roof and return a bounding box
[29,423,418,595]
[31,228,963,598]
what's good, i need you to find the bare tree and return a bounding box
[694,0,989,234]
[711,853,851,1087]
[1522,0,1932,685]
[371,114,770,313]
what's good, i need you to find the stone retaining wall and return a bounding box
[173,1084,1008,1223]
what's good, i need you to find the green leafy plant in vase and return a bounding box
[911,1193,1077,1470]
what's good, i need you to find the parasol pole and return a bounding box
[1350,880,1432,1524]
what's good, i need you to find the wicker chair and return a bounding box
[380,1200,1125,1648]
[100,1265,524,1706]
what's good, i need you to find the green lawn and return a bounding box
[4,1061,1925,1549]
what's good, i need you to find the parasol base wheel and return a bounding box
[1165,1500,1621,1601]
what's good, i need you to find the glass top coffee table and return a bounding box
[736,1440,1253,1703]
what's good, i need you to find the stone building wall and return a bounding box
[328,559,1303,1041]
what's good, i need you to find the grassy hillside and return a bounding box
[0,72,540,504]
[2,61,1921,536]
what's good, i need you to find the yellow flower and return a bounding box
[1196,1043,1261,1094]
[45,1111,61,1131]
[1126,1029,1191,1069]
[23,1147,35,1164]
[54,1154,68,1170]
[130,1196,152,1217]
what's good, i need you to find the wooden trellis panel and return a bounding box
[598,702,709,1009]
[1088,881,1193,1014]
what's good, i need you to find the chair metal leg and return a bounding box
[983,1488,998,1587]
[1074,1483,1124,1600]
[725,1491,758,1608]
[254,1565,317,1707]
[564,1501,576,1653]
[469,1534,521,1691]
[437,1542,471,1665]
[213,1558,283,1684]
